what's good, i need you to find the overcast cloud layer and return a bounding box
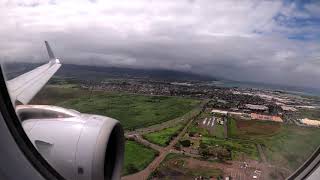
[1,0,320,89]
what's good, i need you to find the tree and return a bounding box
[179,140,191,147]
[126,163,139,174]
[199,143,209,159]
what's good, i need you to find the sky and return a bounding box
[0,0,320,89]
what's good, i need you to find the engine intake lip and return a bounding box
[92,119,124,180]
[104,123,124,180]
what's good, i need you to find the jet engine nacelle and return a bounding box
[17,105,124,180]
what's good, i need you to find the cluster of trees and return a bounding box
[199,143,231,161]
[126,163,139,174]
[179,140,191,147]
[207,99,237,110]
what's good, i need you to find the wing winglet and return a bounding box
[45,41,55,59]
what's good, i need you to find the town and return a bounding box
[79,78,320,127]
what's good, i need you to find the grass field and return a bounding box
[123,140,158,175]
[32,85,200,130]
[212,124,225,138]
[227,118,320,171]
[188,123,210,136]
[187,111,212,137]
[297,108,320,120]
[263,125,320,171]
[143,124,184,146]
[149,153,223,179]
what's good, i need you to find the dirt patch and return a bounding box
[152,155,223,179]
[151,153,284,180]
[235,119,281,136]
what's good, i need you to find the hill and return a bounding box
[3,62,216,82]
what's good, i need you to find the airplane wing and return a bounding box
[7,41,61,105]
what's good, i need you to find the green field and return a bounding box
[188,122,209,136]
[263,125,320,171]
[32,85,200,130]
[143,124,183,146]
[227,118,238,138]
[187,111,212,137]
[227,118,320,171]
[189,111,225,139]
[212,124,225,138]
[123,140,158,175]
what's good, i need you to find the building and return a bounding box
[281,106,297,112]
[211,109,228,115]
[245,104,268,112]
[301,118,320,127]
[250,113,283,122]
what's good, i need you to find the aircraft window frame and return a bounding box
[288,146,320,179]
[0,65,65,180]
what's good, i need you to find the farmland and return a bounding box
[227,118,282,140]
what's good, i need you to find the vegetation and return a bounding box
[227,118,320,171]
[188,122,209,136]
[227,117,238,138]
[143,124,183,146]
[186,115,258,160]
[199,142,231,161]
[263,125,320,171]
[297,108,320,120]
[123,140,158,175]
[187,110,212,136]
[149,153,223,179]
[32,85,200,130]
[201,137,259,160]
[179,139,191,147]
[212,124,225,139]
[227,118,282,141]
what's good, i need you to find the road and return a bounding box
[256,144,267,163]
[122,104,201,180]
[125,100,208,137]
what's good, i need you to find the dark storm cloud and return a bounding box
[0,0,320,88]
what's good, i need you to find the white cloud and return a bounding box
[0,0,319,89]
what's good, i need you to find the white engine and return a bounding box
[16,105,124,180]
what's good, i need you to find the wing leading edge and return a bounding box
[7,41,61,105]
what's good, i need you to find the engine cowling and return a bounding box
[17,105,124,180]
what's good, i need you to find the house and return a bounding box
[211,109,228,115]
[251,113,283,122]
[281,106,297,111]
[245,104,268,112]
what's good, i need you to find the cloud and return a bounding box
[0,0,319,89]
